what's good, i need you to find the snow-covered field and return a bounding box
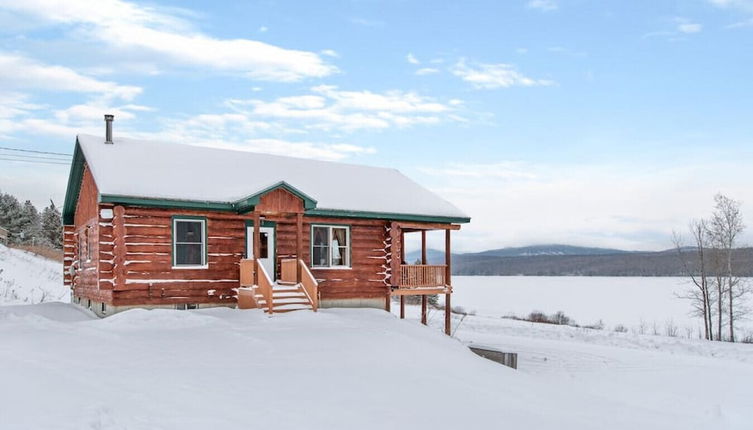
[1,250,752,429]
[399,304,753,430]
[447,276,753,334]
[2,303,752,430]
[0,244,67,305]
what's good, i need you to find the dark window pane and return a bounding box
[176,221,203,243]
[259,232,268,259]
[313,227,329,247]
[313,246,329,267]
[176,243,203,265]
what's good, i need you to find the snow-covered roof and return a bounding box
[70,134,469,223]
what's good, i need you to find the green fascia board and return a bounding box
[62,138,85,225]
[100,181,318,215]
[100,195,236,212]
[305,209,470,224]
[96,195,470,224]
[234,181,318,212]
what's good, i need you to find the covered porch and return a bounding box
[387,221,458,335]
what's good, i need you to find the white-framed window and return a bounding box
[311,225,350,268]
[172,217,207,268]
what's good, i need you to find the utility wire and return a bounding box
[0,146,72,157]
[0,153,74,162]
[0,157,70,166]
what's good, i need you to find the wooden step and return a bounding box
[271,287,301,293]
[275,280,298,286]
[273,299,310,306]
[273,303,312,310]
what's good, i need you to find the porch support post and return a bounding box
[253,211,261,286]
[400,229,406,264]
[421,230,427,265]
[387,221,400,312]
[400,296,405,319]
[444,229,452,336]
[421,295,427,325]
[296,212,303,283]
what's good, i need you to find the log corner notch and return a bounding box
[388,221,458,336]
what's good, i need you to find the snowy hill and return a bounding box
[1,303,752,429]
[0,243,68,305]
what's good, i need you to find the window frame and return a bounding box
[171,216,208,269]
[310,224,351,270]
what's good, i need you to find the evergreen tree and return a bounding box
[19,200,42,245]
[0,191,24,244]
[41,200,63,248]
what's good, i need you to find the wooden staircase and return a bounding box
[238,259,319,314]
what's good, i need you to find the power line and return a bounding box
[0,153,74,162]
[0,157,70,166]
[0,146,72,157]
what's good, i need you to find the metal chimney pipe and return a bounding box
[104,114,114,144]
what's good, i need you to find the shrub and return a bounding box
[613,324,628,333]
[664,320,679,337]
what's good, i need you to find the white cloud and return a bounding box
[709,0,753,12]
[0,53,141,100]
[258,26,268,33]
[420,162,538,180]
[678,22,703,33]
[415,67,440,76]
[421,160,753,251]
[0,0,336,82]
[527,0,558,12]
[226,85,458,132]
[675,18,703,34]
[320,49,339,58]
[451,60,554,89]
[406,53,420,65]
[350,17,384,27]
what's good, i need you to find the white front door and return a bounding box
[247,226,275,280]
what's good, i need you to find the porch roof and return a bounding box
[65,134,470,224]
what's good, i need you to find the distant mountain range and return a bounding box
[405,244,753,276]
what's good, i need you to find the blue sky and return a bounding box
[1,0,752,251]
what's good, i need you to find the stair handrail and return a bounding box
[298,259,319,312]
[255,259,275,314]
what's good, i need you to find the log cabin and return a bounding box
[63,115,470,334]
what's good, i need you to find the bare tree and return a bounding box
[708,194,746,342]
[673,221,713,340]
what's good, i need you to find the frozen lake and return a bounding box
[446,276,753,334]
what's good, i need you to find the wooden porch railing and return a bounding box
[238,258,274,313]
[299,260,319,312]
[255,260,274,314]
[280,258,319,312]
[399,264,447,288]
[280,258,297,283]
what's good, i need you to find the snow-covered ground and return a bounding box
[447,276,753,334]
[1,251,751,428]
[2,303,752,430]
[0,243,67,305]
[399,304,753,430]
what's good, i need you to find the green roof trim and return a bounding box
[234,181,318,213]
[99,181,318,214]
[305,209,470,224]
[62,138,85,225]
[100,195,236,211]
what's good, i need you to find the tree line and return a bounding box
[0,190,62,249]
[674,194,750,343]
